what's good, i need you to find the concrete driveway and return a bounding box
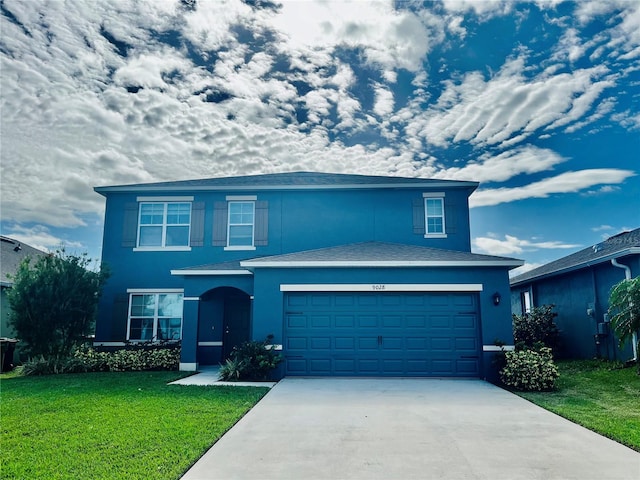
[181,378,640,480]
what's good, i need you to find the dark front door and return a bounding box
[223,297,251,360]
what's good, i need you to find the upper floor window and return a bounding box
[138,202,191,248]
[228,201,255,247]
[425,197,445,235]
[127,291,183,341]
[413,193,449,238]
[214,196,267,250]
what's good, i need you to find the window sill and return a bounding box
[424,233,447,239]
[133,246,192,252]
[224,246,256,251]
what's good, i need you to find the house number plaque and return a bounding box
[371,284,386,291]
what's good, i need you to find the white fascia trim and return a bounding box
[226,195,257,201]
[127,288,184,293]
[133,246,192,252]
[243,260,524,268]
[423,192,445,197]
[171,269,252,276]
[137,196,194,202]
[183,297,200,301]
[224,246,256,251]
[180,362,198,371]
[280,284,483,292]
[198,341,223,347]
[483,345,515,352]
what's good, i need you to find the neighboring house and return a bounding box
[94,172,523,379]
[510,228,640,361]
[1,236,47,363]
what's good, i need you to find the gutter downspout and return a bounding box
[611,258,637,361]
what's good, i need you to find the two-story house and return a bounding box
[94,172,523,379]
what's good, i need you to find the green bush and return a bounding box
[219,335,283,381]
[512,304,560,351]
[18,344,180,376]
[500,346,559,391]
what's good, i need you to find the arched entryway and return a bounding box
[198,287,251,365]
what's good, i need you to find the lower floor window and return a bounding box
[128,292,183,341]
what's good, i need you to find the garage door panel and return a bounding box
[455,337,477,350]
[335,315,355,327]
[335,359,356,372]
[358,337,378,350]
[407,315,427,327]
[457,359,479,374]
[406,337,428,350]
[382,337,403,350]
[381,359,403,373]
[284,292,481,377]
[454,315,476,328]
[310,337,331,350]
[431,337,452,350]
[335,337,355,349]
[309,359,331,374]
[430,315,452,328]
[358,315,378,327]
[287,315,307,328]
[382,315,402,327]
[287,337,307,350]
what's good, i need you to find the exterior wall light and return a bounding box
[492,292,501,306]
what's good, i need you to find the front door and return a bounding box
[223,297,251,360]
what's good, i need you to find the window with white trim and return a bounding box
[127,293,183,341]
[227,201,255,247]
[138,202,191,247]
[424,197,445,235]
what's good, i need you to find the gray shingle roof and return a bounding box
[1,236,48,287]
[95,171,478,194]
[241,242,523,268]
[510,228,640,286]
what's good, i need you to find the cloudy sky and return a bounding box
[1,0,638,275]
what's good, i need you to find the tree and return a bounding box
[7,250,110,359]
[608,277,640,353]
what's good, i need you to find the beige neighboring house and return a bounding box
[1,235,47,367]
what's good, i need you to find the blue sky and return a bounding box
[1,0,638,275]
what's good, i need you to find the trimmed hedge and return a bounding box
[17,344,180,376]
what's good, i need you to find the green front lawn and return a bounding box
[517,360,640,451]
[0,372,268,480]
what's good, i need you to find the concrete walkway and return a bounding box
[181,377,640,480]
[169,366,277,388]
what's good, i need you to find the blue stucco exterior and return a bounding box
[510,230,639,362]
[94,172,521,379]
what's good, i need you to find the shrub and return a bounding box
[500,346,559,391]
[512,305,560,351]
[17,344,180,376]
[18,355,87,376]
[218,335,283,381]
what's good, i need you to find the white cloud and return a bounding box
[592,225,614,232]
[373,84,395,117]
[411,57,614,149]
[433,146,566,183]
[470,169,636,207]
[473,234,581,256]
